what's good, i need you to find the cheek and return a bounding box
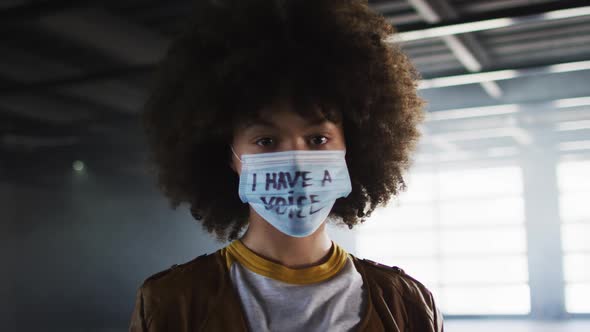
[334,137,346,149]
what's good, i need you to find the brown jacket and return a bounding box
[129,249,444,332]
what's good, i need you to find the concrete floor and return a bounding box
[36,319,590,332]
[445,319,590,332]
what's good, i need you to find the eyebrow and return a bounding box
[242,118,277,129]
[241,116,329,130]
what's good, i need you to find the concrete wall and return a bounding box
[2,166,356,331]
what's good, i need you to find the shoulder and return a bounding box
[138,251,223,301]
[356,256,428,296]
[130,251,225,330]
[353,256,443,329]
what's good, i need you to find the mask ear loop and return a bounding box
[230,145,242,162]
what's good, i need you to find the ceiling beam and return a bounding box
[407,0,503,99]
[0,94,94,125]
[0,0,82,20]
[388,0,590,42]
[369,1,412,14]
[0,47,147,115]
[1,134,80,149]
[419,60,590,89]
[425,96,590,122]
[3,59,589,97]
[37,7,170,65]
[0,63,152,95]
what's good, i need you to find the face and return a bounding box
[230,99,346,174]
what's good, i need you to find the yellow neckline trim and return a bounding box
[223,239,349,285]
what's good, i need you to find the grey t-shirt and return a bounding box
[224,241,366,332]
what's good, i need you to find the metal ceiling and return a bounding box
[1,0,590,183]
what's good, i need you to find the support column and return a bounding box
[521,125,565,319]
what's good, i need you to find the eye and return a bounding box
[309,135,329,145]
[255,137,274,147]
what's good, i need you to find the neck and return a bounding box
[239,209,333,269]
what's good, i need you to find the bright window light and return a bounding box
[356,166,530,315]
[440,285,530,315]
[561,223,590,252]
[438,167,523,199]
[565,284,590,314]
[558,160,590,314]
[563,253,590,283]
[441,228,527,255]
[558,162,590,191]
[359,203,436,231]
[439,197,524,226]
[441,256,529,284]
[357,230,438,258]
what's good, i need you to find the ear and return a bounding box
[229,151,240,174]
[228,144,240,174]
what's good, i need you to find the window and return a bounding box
[558,159,590,314]
[356,165,530,315]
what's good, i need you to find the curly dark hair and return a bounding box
[141,0,425,242]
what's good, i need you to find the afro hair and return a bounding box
[141,0,425,242]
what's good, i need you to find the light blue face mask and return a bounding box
[231,147,352,237]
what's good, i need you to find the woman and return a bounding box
[129,0,443,331]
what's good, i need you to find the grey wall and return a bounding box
[3,167,222,331]
[2,164,356,332]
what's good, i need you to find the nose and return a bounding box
[281,137,310,151]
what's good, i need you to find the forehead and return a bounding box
[236,102,339,130]
[241,112,328,129]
